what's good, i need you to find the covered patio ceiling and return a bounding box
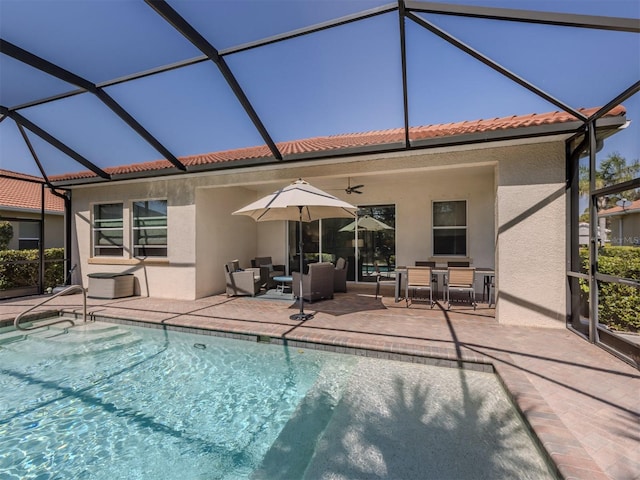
[1,0,638,186]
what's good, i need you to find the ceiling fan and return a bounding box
[345,177,364,195]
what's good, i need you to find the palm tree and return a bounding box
[578,152,640,220]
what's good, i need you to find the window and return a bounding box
[132,200,167,257]
[18,221,40,250]
[93,203,124,256]
[433,200,467,256]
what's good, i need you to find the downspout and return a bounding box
[48,186,72,285]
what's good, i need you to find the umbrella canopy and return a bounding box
[232,179,357,222]
[233,179,357,322]
[338,215,394,232]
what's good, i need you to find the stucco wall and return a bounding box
[609,213,640,246]
[0,210,64,250]
[495,142,567,328]
[195,186,258,298]
[71,179,198,299]
[66,138,569,323]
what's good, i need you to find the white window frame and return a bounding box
[432,199,468,257]
[131,199,168,258]
[92,202,124,257]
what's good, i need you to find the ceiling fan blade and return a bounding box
[352,184,364,190]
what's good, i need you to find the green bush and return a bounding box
[0,221,13,250]
[580,246,640,332]
[0,248,65,290]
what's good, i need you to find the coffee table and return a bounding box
[273,275,293,294]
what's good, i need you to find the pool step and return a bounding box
[0,321,144,358]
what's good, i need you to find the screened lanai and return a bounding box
[0,0,639,366]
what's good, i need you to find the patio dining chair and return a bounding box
[488,277,496,307]
[415,261,439,294]
[375,264,399,299]
[446,266,477,310]
[405,266,435,308]
[442,260,470,292]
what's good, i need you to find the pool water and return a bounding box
[0,321,556,480]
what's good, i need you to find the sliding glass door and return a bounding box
[287,205,396,282]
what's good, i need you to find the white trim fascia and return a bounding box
[64,131,572,191]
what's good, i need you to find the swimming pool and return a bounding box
[0,321,556,479]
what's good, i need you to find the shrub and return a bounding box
[580,246,640,332]
[0,248,65,290]
[0,221,13,250]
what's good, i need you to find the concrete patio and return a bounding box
[1,285,638,480]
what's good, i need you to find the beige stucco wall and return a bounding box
[0,210,64,250]
[609,213,640,246]
[66,138,569,325]
[71,179,197,299]
[495,142,567,327]
[195,186,258,298]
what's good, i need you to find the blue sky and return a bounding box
[0,0,638,178]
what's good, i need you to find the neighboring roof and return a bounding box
[0,170,65,214]
[50,105,627,185]
[599,198,640,216]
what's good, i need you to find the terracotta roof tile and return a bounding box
[600,198,640,215]
[49,105,626,183]
[0,170,65,213]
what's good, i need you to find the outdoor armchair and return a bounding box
[224,261,261,297]
[334,257,348,293]
[252,256,285,290]
[292,262,334,302]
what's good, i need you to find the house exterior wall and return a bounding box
[67,138,568,327]
[0,209,64,250]
[72,179,197,299]
[495,142,566,328]
[195,186,258,298]
[609,213,640,246]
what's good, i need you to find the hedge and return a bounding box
[0,248,65,290]
[580,246,640,332]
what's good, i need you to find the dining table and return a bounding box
[393,266,495,303]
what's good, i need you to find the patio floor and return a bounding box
[1,284,638,480]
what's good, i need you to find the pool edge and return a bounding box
[57,310,606,480]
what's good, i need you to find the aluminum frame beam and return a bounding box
[406,12,587,121]
[591,81,640,122]
[145,0,283,161]
[0,106,110,179]
[405,1,640,33]
[0,39,186,172]
[398,0,410,147]
[219,3,397,55]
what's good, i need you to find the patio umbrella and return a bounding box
[233,179,357,321]
[338,215,394,232]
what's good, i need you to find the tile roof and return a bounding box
[0,170,65,214]
[48,105,626,183]
[599,198,640,215]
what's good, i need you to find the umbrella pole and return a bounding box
[290,206,313,321]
